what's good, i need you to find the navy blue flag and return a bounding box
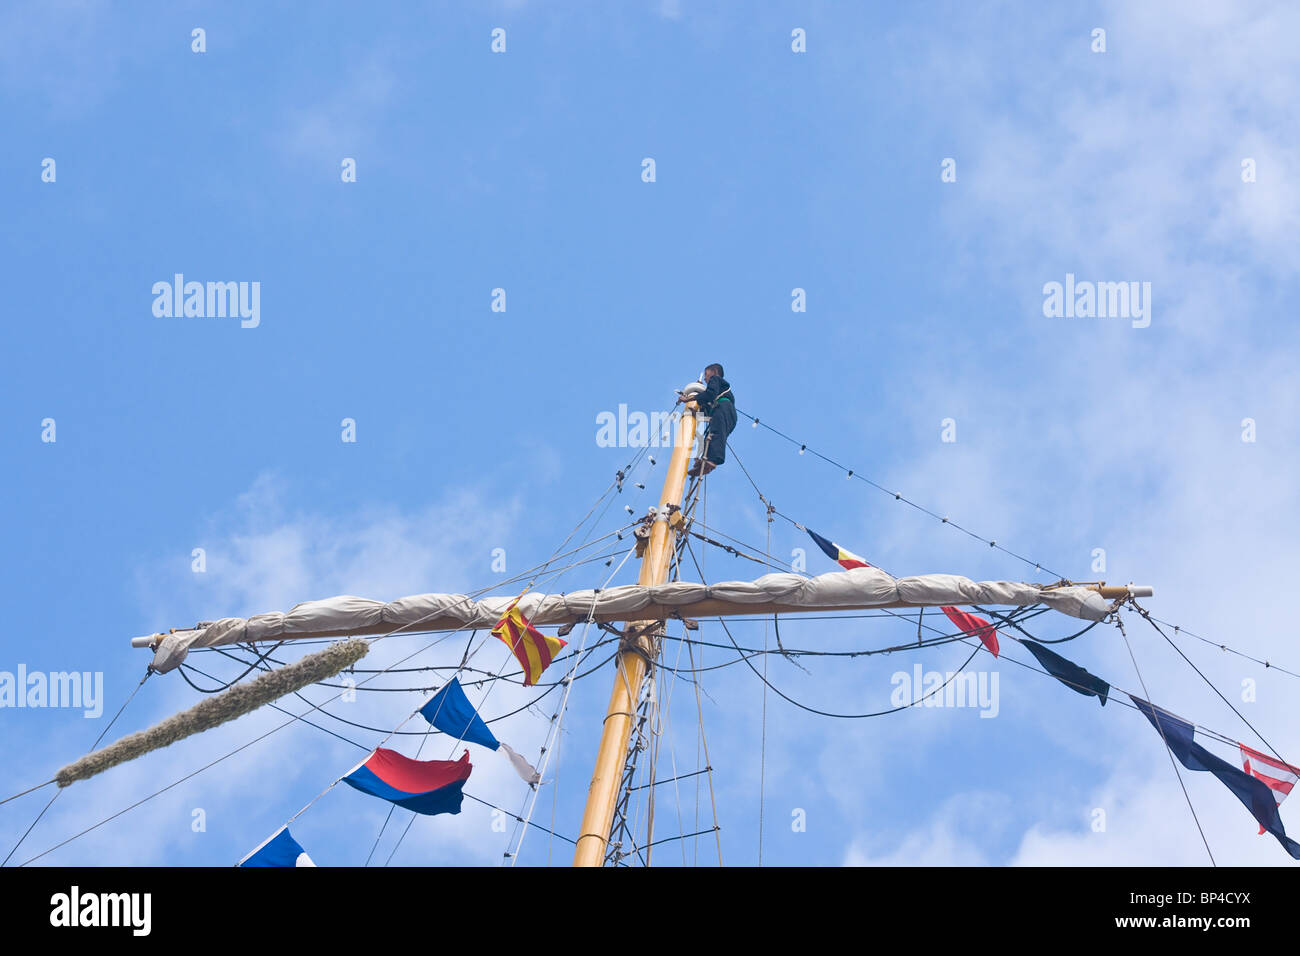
[1130,695,1300,860]
[1022,640,1109,705]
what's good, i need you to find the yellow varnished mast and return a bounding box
[572,398,699,866]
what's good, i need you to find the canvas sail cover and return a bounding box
[136,567,1114,672]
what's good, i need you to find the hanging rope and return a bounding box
[683,539,984,719]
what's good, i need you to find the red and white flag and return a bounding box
[1240,743,1300,834]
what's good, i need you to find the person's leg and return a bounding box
[689,428,714,476]
[705,405,736,465]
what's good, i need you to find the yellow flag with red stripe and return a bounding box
[491,601,567,686]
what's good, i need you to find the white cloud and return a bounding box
[844,791,1002,866]
[143,471,521,624]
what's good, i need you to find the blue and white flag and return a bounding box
[238,826,316,867]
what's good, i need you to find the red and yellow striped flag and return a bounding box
[492,600,567,687]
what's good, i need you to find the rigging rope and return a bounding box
[30,391,1297,868]
[507,544,639,865]
[683,539,984,719]
[373,463,658,867]
[668,472,1271,754]
[367,628,478,865]
[1135,605,1298,779]
[733,405,1300,687]
[685,632,724,865]
[3,670,152,866]
[1145,614,1300,681]
[1114,613,1216,865]
[83,463,654,868]
[732,408,1062,578]
[211,636,619,695]
[10,627,465,867]
[17,494,626,869]
[147,659,591,856]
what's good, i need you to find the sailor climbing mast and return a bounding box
[571,389,700,866]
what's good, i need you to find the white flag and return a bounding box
[500,742,541,785]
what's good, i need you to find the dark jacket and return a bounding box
[696,376,734,414]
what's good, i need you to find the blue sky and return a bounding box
[3,0,1300,866]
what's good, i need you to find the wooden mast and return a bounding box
[572,399,698,866]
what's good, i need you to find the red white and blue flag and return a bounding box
[1240,743,1300,835]
[342,747,472,816]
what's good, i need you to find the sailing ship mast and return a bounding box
[572,396,699,866]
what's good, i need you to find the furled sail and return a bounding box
[135,567,1134,673]
[59,639,369,786]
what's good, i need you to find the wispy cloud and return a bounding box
[276,48,399,166]
[825,0,1300,865]
[5,474,543,865]
[0,0,119,114]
